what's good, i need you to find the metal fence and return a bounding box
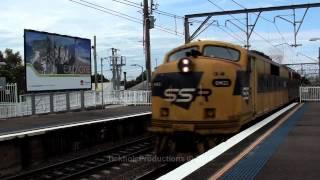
[300,86,320,102]
[0,83,18,119]
[0,83,17,103]
[0,84,151,119]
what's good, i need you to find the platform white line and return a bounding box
[157,103,297,180]
[0,112,151,141]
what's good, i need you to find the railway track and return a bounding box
[4,136,154,180]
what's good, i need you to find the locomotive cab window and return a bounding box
[203,46,240,61]
[168,46,199,62]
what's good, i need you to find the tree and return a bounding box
[125,71,147,89]
[0,49,25,93]
[91,74,109,82]
[135,71,146,82]
[0,51,4,62]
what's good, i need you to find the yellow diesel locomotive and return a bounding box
[149,40,300,154]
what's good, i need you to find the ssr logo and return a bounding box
[164,88,212,102]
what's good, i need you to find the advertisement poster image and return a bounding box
[24,29,91,91]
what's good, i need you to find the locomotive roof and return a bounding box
[168,40,300,75]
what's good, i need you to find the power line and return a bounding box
[113,0,184,19]
[110,0,184,35]
[217,25,246,44]
[112,0,142,9]
[118,0,141,6]
[231,0,246,9]
[230,0,296,55]
[112,0,242,37]
[70,0,142,23]
[207,0,284,52]
[154,9,184,19]
[79,0,142,21]
[69,0,183,36]
[231,0,289,43]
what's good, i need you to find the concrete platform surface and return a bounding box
[255,102,320,180]
[0,105,150,136]
[178,103,320,180]
[219,102,320,180]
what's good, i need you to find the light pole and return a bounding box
[101,57,108,107]
[131,64,144,89]
[309,38,320,82]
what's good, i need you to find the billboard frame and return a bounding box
[24,29,92,93]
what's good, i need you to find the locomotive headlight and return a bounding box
[182,59,190,65]
[178,58,193,73]
[182,67,190,72]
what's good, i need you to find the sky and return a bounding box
[0,0,320,80]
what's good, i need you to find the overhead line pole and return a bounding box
[184,17,190,43]
[143,0,152,90]
[318,47,320,82]
[93,36,98,90]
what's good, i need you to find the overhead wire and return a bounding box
[230,0,296,57]
[112,0,185,36]
[231,0,290,44]
[112,0,184,19]
[112,0,142,9]
[70,0,142,23]
[69,0,183,36]
[111,0,246,39]
[217,25,246,44]
[207,0,285,52]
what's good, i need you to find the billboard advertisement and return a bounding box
[24,29,91,92]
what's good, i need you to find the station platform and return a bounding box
[218,102,319,180]
[159,102,320,180]
[0,105,151,140]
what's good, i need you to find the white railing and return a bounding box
[0,83,17,103]
[0,83,18,118]
[0,89,151,119]
[300,86,320,102]
[104,90,151,105]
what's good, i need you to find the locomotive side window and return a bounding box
[203,46,240,61]
[168,46,199,62]
[270,64,280,76]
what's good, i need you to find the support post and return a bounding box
[31,94,36,115]
[111,48,117,90]
[49,93,54,113]
[246,13,249,49]
[80,90,85,110]
[184,17,190,43]
[66,92,70,111]
[93,36,98,90]
[101,58,104,107]
[318,47,320,83]
[124,71,127,90]
[143,0,151,89]
[293,9,297,46]
[141,66,144,89]
[14,83,18,103]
